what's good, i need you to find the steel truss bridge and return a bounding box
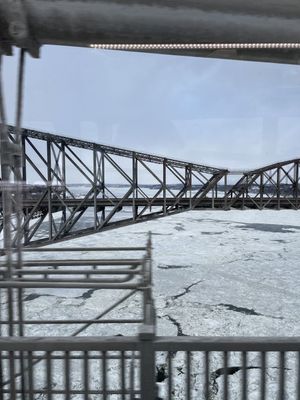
[0,125,299,248]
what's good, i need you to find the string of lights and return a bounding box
[90,43,300,50]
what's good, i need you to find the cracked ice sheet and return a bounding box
[2,210,300,398]
[10,209,300,336]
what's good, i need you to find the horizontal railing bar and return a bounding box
[0,264,140,269]
[4,269,140,275]
[4,278,138,284]
[0,337,140,351]
[0,281,143,289]
[1,389,140,395]
[21,247,147,252]
[0,259,143,267]
[154,337,300,352]
[0,336,300,352]
[1,354,141,360]
[0,319,143,325]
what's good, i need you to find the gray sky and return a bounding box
[3,45,300,170]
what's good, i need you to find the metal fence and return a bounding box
[0,335,300,399]
[0,243,154,336]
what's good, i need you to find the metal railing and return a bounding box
[0,234,157,399]
[0,336,299,399]
[0,239,154,335]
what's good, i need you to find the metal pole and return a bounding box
[132,153,137,221]
[139,325,156,400]
[14,48,26,265]
[93,146,98,230]
[163,159,167,215]
[295,161,299,209]
[224,173,228,210]
[260,173,264,209]
[101,150,105,222]
[0,54,13,268]
[47,140,53,240]
[14,49,27,400]
[277,167,281,210]
[61,141,66,226]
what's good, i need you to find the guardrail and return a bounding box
[0,336,299,399]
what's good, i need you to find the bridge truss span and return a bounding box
[225,158,300,210]
[1,125,299,248]
[1,125,227,247]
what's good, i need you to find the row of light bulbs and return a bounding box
[90,43,300,50]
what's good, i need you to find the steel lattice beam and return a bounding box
[224,159,300,210]
[0,125,228,247]
[1,125,299,249]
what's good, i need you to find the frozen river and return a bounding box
[19,209,300,337]
[2,209,300,399]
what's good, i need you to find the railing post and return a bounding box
[139,325,156,400]
[139,232,156,400]
[224,173,228,210]
[163,159,167,216]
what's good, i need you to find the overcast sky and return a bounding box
[3,45,300,171]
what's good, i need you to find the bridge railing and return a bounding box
[0,335,299,399]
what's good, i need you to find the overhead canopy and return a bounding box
[1,0,300,64]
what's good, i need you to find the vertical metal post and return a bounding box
[61,141,66,226]
[260,173,264,210]
[185,165,192,209]
[163,159,167,215]
[295,161,299,209]
[211,181,215,209]
[132,153,137,221]
[242,175,246,210]
[223,351,228,400]
[0,55,13,268]
[93,146,98,230]
[279,351,285,400]
[186,351,191,400]
[205,351,210,400]
[242,351,248,400]
[140,234,156,399]
[277,167,281,210]
[224,173,228,210]
[101,151,105,222]
[139,326,156,400]
[21,135,29,244]
[168,353,173,400]
[0,55,15,346]
[261,351,266,400]
[47,140,53,240]
[245,174,249,209]
[14,48,26,266]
